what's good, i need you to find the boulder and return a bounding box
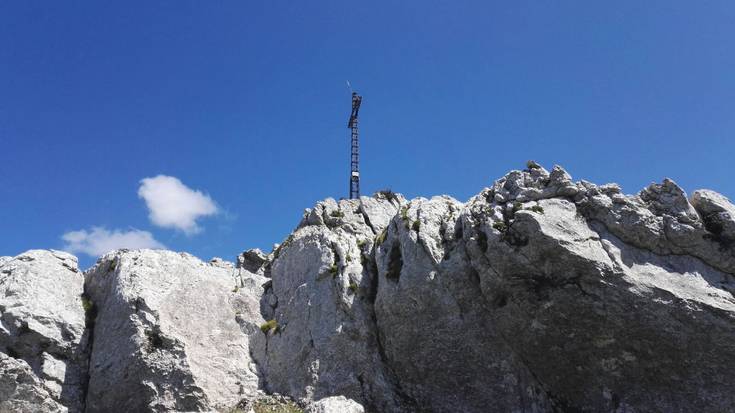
[305,395,364,413]
[0,250,88,412]
[83,249,265,412]
[691,189,735,244]
[238,249,269,275]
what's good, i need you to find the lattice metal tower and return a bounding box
[348,92,362,199]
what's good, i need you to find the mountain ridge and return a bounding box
[2,163,735,412]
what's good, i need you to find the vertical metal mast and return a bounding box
[348,92,362,199]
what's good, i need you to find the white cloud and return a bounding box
[62,227,165,257]
[137,175,218,235]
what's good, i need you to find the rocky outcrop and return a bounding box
[373,196,552,412]
[83,250,265,412]
[691,189,735,246]
[263,164,735,412]
[0,352,67,412]
[238,249,269,275]
[3,164,735,412]
[259,195,408,412]
[0,250,88,412]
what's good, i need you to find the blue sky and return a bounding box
[2,2,734,268]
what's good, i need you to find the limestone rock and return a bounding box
[577,178,735,274]
[4,163,735,413]
[0,353,67,413]
[691,189,735,244]
[442,165,735,412]
[83,249,264,412]
[0,250,88,412]
[375,196,552,412]
[305,395,364,413]
[238,249,269,274]
[261,195,407,412]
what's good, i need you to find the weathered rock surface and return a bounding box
[3,165,735,412]
[260,195,410,412]
[305,395,365,413]
[0,250,88,412]
[691,189,735,245]
[0,352,67,413]
[263,165,735,412]
[238,248,269,275]
[83,250,266,412]
[374,196,552,412]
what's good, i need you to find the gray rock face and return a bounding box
[83,250,265,413]
[262,164,735,412]
[465,194,735,412]
[691,189,735,245]
[261,196,409,412]
[374,196,552,412]
[0,250,88,412]
[396,164,735,412]
[0,353,66,413]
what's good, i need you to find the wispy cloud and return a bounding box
[62,227,165,256]
[138,175,218,235]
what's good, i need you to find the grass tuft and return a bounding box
[528,205,545,214]
[260,319,279,334]
[375,228,388,246]
[328,264,339,276]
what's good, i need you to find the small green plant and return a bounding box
[231,285,240,293]
[346,255,352,262]
[330,210,344,218]
[272,235,294,260]
[80,293,98,328]
[400,206,409,221]
[328,264,338,276]
[252,399,303,413]
[528,205,545,214]
[511,201,523,214]
[375,228,388,246]
[493,221,508,233]
[412,220,420,231]
[81,296,94,313]
[260,319,279,334]
[357,239,367,248]
[348,281,359,294]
